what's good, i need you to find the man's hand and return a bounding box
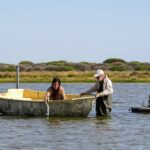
[96,92,101,98]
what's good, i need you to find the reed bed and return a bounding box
[0,71,149,83]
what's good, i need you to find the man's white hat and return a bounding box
[94,69,104,77]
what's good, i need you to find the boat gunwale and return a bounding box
[0,96,95,103]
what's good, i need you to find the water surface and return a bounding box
[0,83,150,150]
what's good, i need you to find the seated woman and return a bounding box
[45,77,65,101]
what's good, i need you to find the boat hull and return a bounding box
[0,98,46,116]
[130,106,150,113]
[0,89,94,117]
[48,98,93,117]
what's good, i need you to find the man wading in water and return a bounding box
[80,69,113,117]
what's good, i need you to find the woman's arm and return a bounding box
[45,88,51,101]
[60,87,66,100]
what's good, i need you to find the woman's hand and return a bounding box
[45,92,50,102]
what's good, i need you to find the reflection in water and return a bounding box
[0,83,150,150]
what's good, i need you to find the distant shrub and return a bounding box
[59,66,75,71]
[0,60,149,72]
[6,65,16,72]
[0,65,16,72]
[130,61,140,64]
[19,65,33,72]
[80,62,92,65]
[129,62,150,71]
[109,63,126,71]
[103,58,126,64]
[19,61,34,65]
[45,65,75,71]
[33,66,45,71]
[93,63,111,71]
[45,66,59,71]
[46,61,67,66]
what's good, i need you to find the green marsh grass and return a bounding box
[0,71,149,83]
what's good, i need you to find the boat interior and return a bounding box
[0,89,81,101]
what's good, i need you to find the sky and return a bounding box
[0,0,150,64]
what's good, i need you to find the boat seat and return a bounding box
[23,89,46,100]
[65,94,80,100]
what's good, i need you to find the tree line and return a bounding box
[0,58,149,72]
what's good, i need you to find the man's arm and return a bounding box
[80,83,98,96]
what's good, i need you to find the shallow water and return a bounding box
[0,83,150,150]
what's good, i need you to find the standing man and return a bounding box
[80,69,113,117]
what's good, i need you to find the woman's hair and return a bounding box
[51,77,61,87]
[51,77,61,99]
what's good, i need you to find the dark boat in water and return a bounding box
[130,95,150,113]
[130,106,150,113]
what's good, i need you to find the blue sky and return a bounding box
[0,0,150,64]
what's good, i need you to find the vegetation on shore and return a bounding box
[0,58,149,83]
[0,71,149,83]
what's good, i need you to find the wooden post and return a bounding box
[16,65,19,89]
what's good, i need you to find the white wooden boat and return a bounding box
[0,89,95,117]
